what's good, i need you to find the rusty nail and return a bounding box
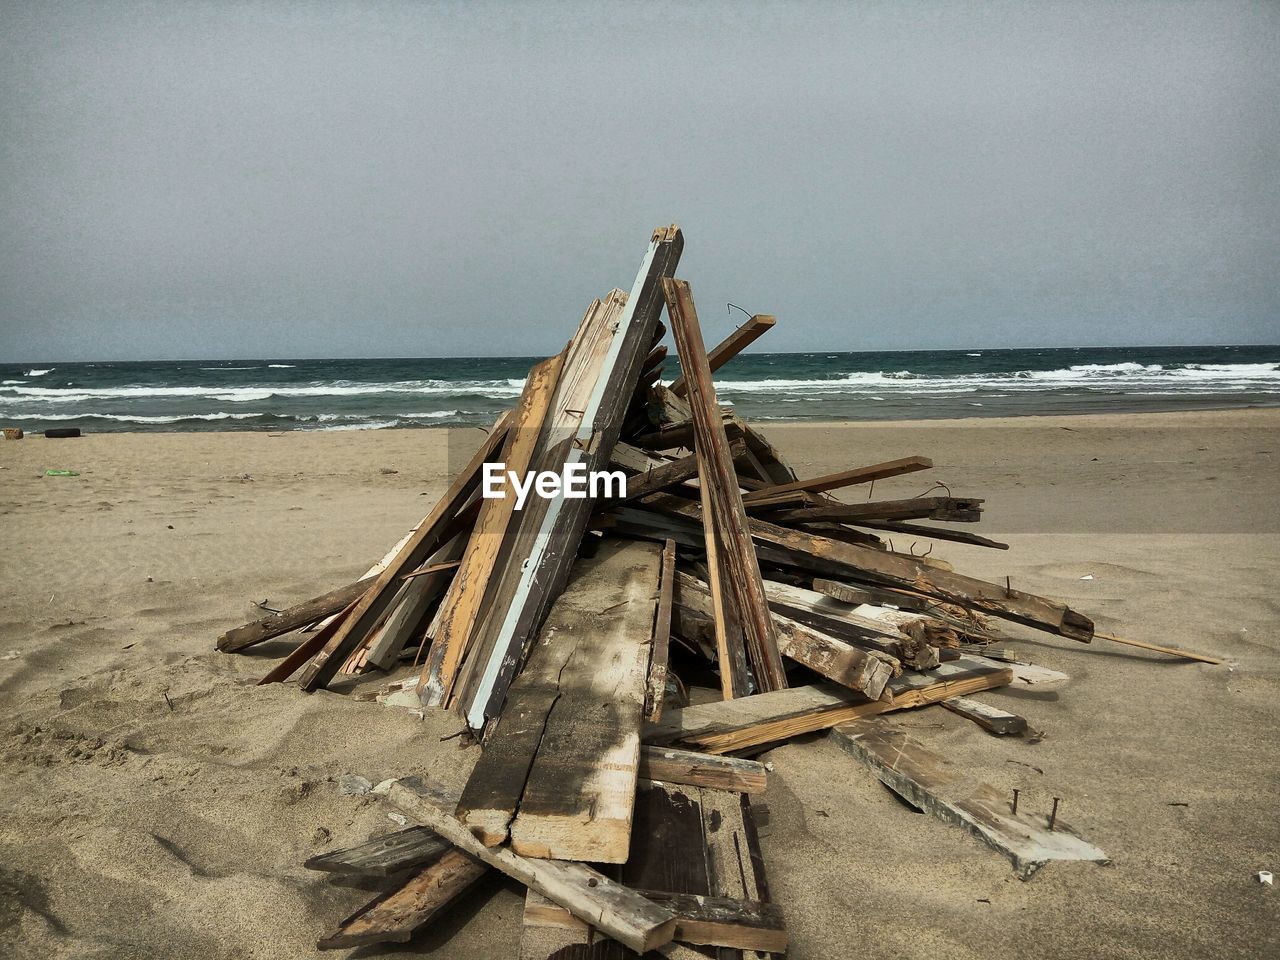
[1011,788,1020,815]
[1049,797,1060,831]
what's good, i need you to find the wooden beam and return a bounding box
[632,414,743,452]
[669,313,776,397]
[847,519,1010,550]
[387,777,678,954]
[644,658,1014,754]
[645,538,677,723]
[742,455,934,503]
[616,440,747,503]
[256,599,356,685]
[639,745,767,794]
[316,848,488,949]
[833,720,1109,879]
[663,277,786,694]
[217,579,373,653]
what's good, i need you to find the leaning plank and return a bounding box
[217,578,373,652]
[645,659,1013,755]
[424,352,565,705]
[640,745,767,794]
[1094,631,1225,665]
[316,848,488,950]
[508,541,662,862]
[456,540,660,859]
[297,416,511,691]
[387,777,678,954]
[303,825,449,877]
[633,414,743,452]
[646,538,677,722]
[617,440,747,503]
[454,226,684,731]
[363,532,469,672]
[741,456,933,503]
[941,696,1029,736]
[257,599,356,685]
[663,277,786,693]
[669,313,776,397]
[832,720,1109,879]
[844,519,1010,550]
[699,788,776,960]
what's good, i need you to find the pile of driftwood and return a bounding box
[217,226,1218,955]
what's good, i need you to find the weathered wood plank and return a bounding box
[941,696,1029,736]
[508,541,663,862]
[663,277,785,694]
[832,720,1109,879]
[741,456,933,503]
[217,578,373,653]
[669,314,776,397]
[640,745,767,794]
[303,825,449,876]
[770,496,983,525]
[843,519,1010,550]
[644,659,1014,754]
[316,848,488,949]
[388,777,679,954]
[646,539,677,723]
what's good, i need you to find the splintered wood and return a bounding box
[213,224,1143,954]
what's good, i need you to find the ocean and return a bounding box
[2,345,1278,433]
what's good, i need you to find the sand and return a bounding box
[1,408,1277,959]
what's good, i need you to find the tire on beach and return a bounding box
[43,428,82,439]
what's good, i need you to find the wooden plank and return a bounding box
[646,539,677,723]
[741,456,933,503]
[424,352,565,705]
[669,314,776,397]
[297,416,511,691]
[217,578,373,652]
[303,825,449,876]
[675,572,898,701]
[508,541,662,862]
[663,277,785,695]
[645,659,1013,755]
[455,226,684,731]
[456,540,660,861]
[812,577,930,610]
[700,464,749,699]
[770,496,984,525]
[640,745,767,794]
[633,414,743,452]
[616,440,746,504]
[1094,631,1225,664]
[941,696,1028,736]
[316,848,488,949]
[387,777,679,954]
[699,789,775,960]
[363,533,469,672]
[832,720,1109,879]
[845,519,1010,550]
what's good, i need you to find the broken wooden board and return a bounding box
[455,539,661,862]
[217,577,373,652]
[316,848,488,950]
[832,720,1109,879]
[303,825,449,876]
[769,496,984,525]
[639,745,767,794]
[646,538,677,722]
[941,696,1028,736]
[389,777,678,953]
[669,313,775,397]
[645,659,1013,754]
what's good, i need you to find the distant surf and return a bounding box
[2,347,1277,433]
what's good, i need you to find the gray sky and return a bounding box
[1,1,1277,361]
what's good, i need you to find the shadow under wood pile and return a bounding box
[214,225,1222,955]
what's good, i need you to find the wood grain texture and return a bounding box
[303,825,449,876]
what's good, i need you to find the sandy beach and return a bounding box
[2,407,1278,959]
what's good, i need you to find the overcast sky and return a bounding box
[1,1,1276,361]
